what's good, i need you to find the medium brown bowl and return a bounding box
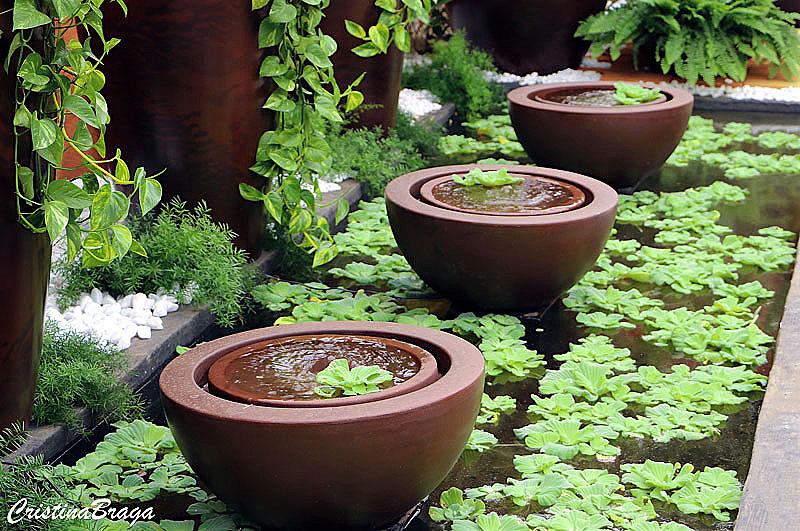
[207,334,440,407]
[508,82,693,190]
[159,321,485,530]
[385,164,617,311]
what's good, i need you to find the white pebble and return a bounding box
[147,316,164,330]
[102,303,122,315]
[148,293,159,301]
[83,302,102,316]
[79,294,93,311]
[133,312,153,326]
[90,288,104,304]
[131,293,148,311]
[120,308,134,317]
[63,309,81,321]
[144,298,156,311]
[152,301,168,317]
[101,294,116,305]
[166,301,179,313]
[117,337,131,350]
[136,326,152,340]
[119,294,134,308]
[45,308,63,321]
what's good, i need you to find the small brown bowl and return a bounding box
[419,173,587,216]
[207,334,440,408]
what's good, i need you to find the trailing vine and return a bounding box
[242,0,444,267]
[9,0,162,266]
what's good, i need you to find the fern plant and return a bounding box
[575,0,800,86]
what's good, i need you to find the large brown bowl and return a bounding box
[385,165,617,311]
[160,321,485,530]
[207,334,440,407]
[508,82,694,190]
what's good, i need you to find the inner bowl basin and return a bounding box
[532,85,667,107]
[207,334,440,407]
[159,321,485,530]
[419,174,587,216]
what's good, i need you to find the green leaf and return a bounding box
[139,178,162,215]
[258,19,284,47]
[13,105,31,128]
[269,0,297,23]
[13,0,51,30]
[64,94,99,127]
[16,165,34,200]
[351,42,380,57]
[129,238,147,257]
[91,184,129,230]
[264,191,284,222]
[395,26,411,53]
[239,183,266,201]
[305,43,333,68]
[110,224,133,259]
[30,115,59,150]
[368,24,390,53]
[288,208,313,234]
[44,200,69,242]
[335,197,349,225]
[47,179,91,209]
[51,0,82,20]
[345,90,364,112]
[345,20,366,39]
[259,56,289,77]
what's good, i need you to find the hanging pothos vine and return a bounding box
[241,0,446,267]
[9,0,161,266]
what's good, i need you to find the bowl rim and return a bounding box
[385,164,618,226]
[206,333,440,408]
[508,81,694,115]
[159,321,485,425]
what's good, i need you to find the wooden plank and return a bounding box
[736,237,800,530]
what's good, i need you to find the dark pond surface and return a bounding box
[407,111,800,531]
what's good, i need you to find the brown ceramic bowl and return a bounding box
[508,82,694,190]
[207,334,440,407]
[159,321,485,530]
[419,174,587,216]
[385,164,617,312]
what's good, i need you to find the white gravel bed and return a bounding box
[45,287,184,351]
[489,62,800,103]
[398,88,443,120]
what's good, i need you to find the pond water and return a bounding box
[406,111,800,531]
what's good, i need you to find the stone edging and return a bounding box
[736,236,800,529]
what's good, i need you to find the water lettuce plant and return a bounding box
[613,82,662,105]
[313,359,394,397]
[452,168,524,187]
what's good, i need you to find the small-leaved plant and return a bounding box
[313,359,393,397]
